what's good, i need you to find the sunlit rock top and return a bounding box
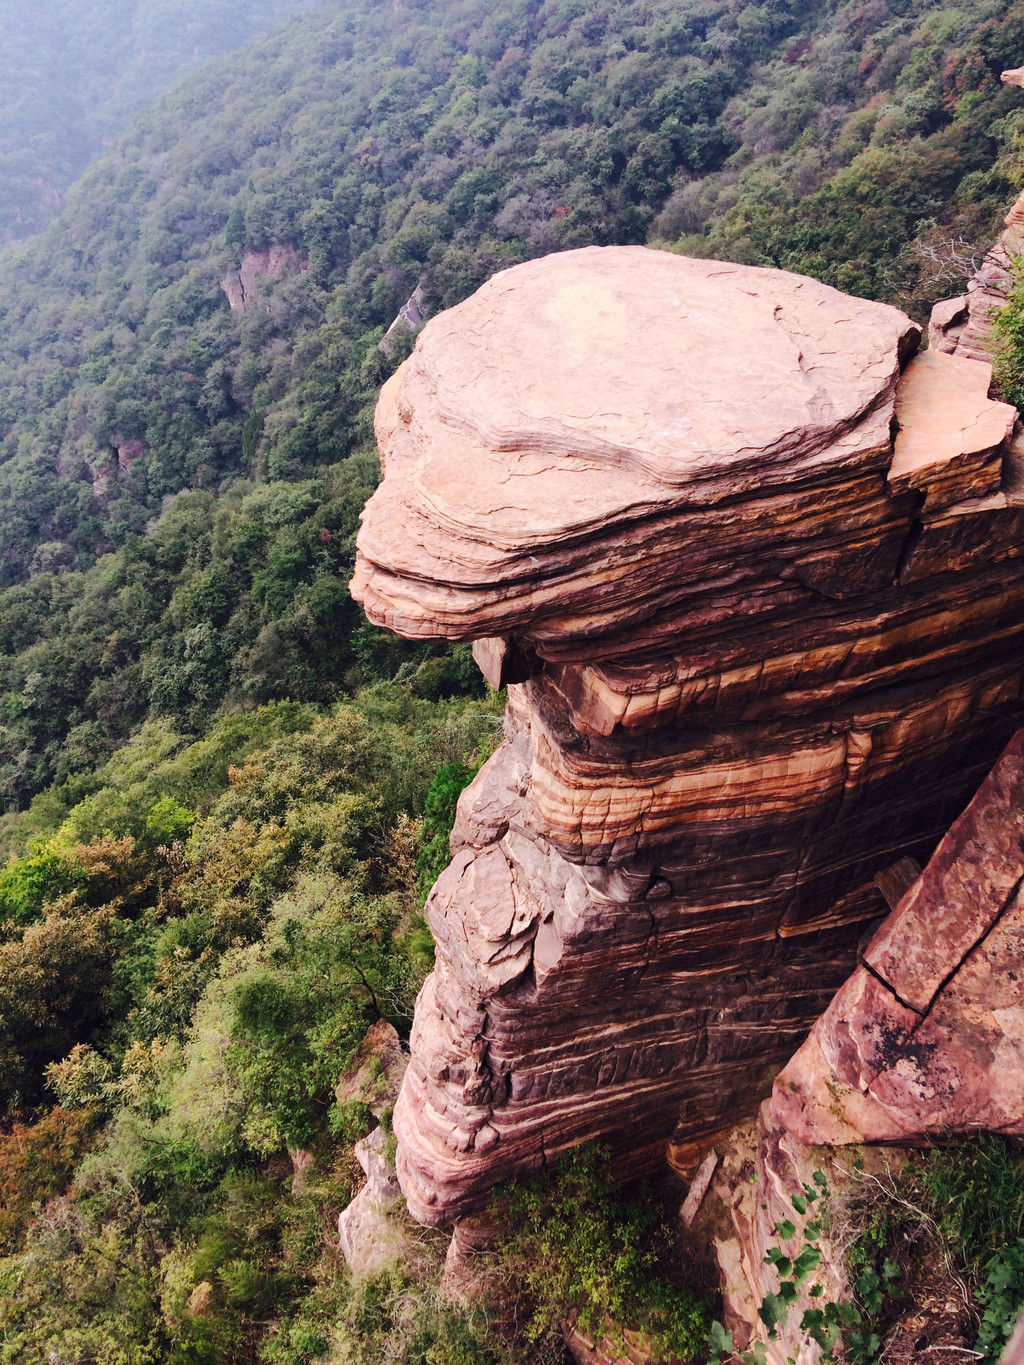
[351,246,920,647]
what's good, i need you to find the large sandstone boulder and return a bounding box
[351,245,1024,1226]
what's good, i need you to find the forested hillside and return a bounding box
[3,0,1024,1359]
[0,0,328,243]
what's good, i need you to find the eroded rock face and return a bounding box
[337,1125,404,1276]
[350,245,1024,1226]
[773,728,1024,1145]
[220,244,302,313]
[927,181,1024,363]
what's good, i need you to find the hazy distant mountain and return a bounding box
[0,0,327,242]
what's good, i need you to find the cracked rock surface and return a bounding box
[350,245,1024,1225]
[773,728,1024,1144]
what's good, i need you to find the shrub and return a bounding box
[498,1145,711,1361]
[994,259,1024,410]
[416,761,478,901]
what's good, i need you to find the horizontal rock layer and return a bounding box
[350,246,1024,1224]
[773,727,1024,1144]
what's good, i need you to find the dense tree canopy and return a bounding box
[1,0,1023,811]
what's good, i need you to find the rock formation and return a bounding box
[928,181,1024,363]
[335,1020,408,1277]
[220,244,302,313]
[379,285,426,357]
[350,245,1024,1227]
[337,1125,404,1276]
[711,726,1024,1362]
[713,1105,849,1365]
[773,727,1024,1146]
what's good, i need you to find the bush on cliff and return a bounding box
[497,1144,712,1361]
[993,256,1024,408]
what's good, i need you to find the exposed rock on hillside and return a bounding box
[220,244,302,313]
[928,181,1024,363]
[351,245,1024,1226]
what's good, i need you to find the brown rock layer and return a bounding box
[773,728,1024,1146]
[350,246,1024,1225]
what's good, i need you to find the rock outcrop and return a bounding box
[220,244,302,313]
[379,285,426,357]
[351,245,1024,1226]
[773,727,1024,1146]
[335,1020,408,1277]
[337,1124,404,1275]
[927,180,1024,363]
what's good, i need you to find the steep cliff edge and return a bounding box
[774,727,1024,1146]
[351,245,1024,1227]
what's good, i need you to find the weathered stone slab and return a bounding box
[773,730,1024,1145]
[889,350,1015,512]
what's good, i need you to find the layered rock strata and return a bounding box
[773,727,1024,1145]
[350,245,1024,1225]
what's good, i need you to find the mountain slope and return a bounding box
[0,0,328,242]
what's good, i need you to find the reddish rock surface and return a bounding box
[220,244,302,313]
[773,728,1024,1145]
[350,245,1024,1226]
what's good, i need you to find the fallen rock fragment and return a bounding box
[335,1018,407,1118]
[889,350,1015,512]
[713,1103,848,1365]
[680,1151,719,1227]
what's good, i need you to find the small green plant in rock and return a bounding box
[976,1241,1024,1363]
[917,1135,1024,1362]
[497,1144,710,1362]
[707,1169,891,1365]
[993,257,1024,411]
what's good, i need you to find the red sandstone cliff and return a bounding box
[350,245,1024,1228]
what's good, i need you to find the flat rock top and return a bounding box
[353,247,918,638]
[374,248,915,522]
[890,349,1016,507]
[417,247,908,473]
